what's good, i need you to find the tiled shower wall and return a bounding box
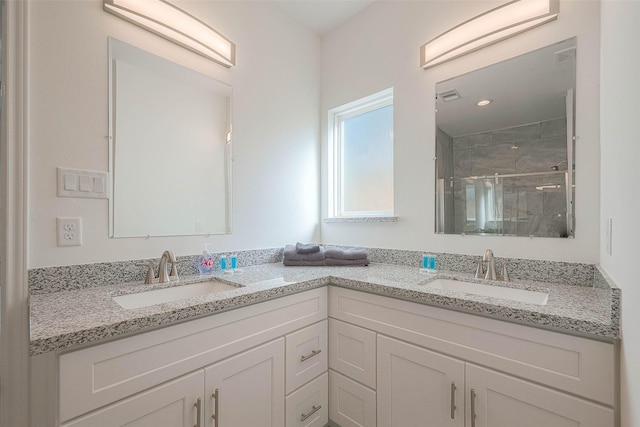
[441,117,571,237]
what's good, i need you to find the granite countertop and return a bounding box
[29,262,619,356]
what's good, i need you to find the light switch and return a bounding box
[93,176,104,193]
[79,175,92,192]
[64,174,77,191]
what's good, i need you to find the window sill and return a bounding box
[322,216,399,224]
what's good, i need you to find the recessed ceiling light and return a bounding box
[476,99,493,107]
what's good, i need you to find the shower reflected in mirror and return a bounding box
[435,38,576,238]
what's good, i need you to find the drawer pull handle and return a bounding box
[300,349,322,362]
[193,398,201,427]
[300,405,322,422]
[450,382,456,419]
[211,388,219,427]
[470,388,477,427]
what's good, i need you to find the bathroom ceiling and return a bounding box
[275,0,376,35]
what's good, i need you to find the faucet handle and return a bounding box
[501,263,510,282]
[135,262,156,284]
[475,259,485,279]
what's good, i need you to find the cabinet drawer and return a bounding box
[329,370,376,427]
[59,288,326,422]
[329,286,615,405]
[329,318,376,389]
[286,372,328,427]
[286,320,328,394]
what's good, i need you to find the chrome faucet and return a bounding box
[158,250,178,283]
[483,249,497,280]
[137,250,181,284]
[474,249,509,281]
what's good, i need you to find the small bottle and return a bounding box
[427,254,437,271]
[421,253,430,270]
[230,254,237,270]
[219,255,227,272]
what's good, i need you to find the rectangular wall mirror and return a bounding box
[108,38,232,238]
[435,38,576,238]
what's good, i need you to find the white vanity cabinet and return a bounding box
[35,288,327,427]
[329,286,617,427]
[33,283,618,427]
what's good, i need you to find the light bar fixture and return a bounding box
[420,0,558,69]
[104,0,235,67]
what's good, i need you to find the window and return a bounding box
[328,88,394,218]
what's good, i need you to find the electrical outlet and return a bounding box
[57,217,82,247]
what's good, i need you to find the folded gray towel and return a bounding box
[296,242,320,254]
[284,245,325,261]
[283,259,326,266]
[324,246,368,260]
[326,258,369,266]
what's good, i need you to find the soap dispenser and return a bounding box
[198,244,215,275]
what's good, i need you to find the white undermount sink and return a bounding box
[113,280,241,309]
[425,278,549,305]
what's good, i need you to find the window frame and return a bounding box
[328,88,394,219]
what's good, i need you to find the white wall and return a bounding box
[27,0,320,267]
[600,2,640,426]
[320,0,601,263]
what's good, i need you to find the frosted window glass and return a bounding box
[341,105,394,213]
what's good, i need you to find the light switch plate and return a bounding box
[57,167,108,199]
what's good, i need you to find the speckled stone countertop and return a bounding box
[29,262,619,356]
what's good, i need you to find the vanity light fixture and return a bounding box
[420,0,559,69]
[476,99,493,107]
[103,0,236,67]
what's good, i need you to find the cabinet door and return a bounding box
[329,318,377,389]
[205,338,285,427]
[62,371,203,427]
[377,335,465,427]
[466,364,614,427]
